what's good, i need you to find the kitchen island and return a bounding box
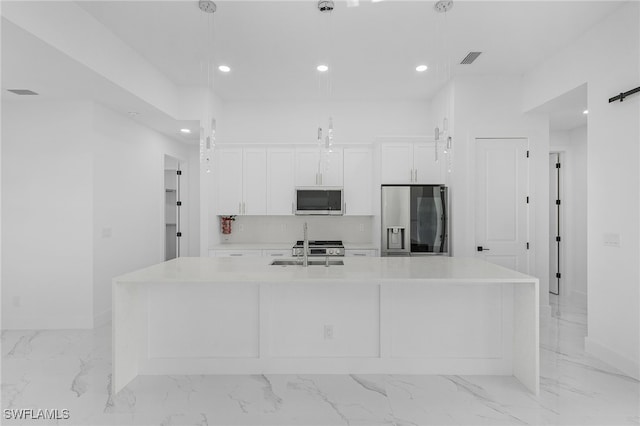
[113,256,539,394]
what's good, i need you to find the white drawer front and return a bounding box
[345,249,378,257]
[213,250,262,257]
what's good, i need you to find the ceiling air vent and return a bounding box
[460,52,482,65]
[7,89,39,95]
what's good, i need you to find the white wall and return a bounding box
[1,100,197,329]
[217,100,431,144]
[2,101,94,329]
[92,103,194,325]
[446,75,550,311]
[550,127,588,298]
[524,2,639,379]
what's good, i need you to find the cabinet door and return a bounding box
[216,148,243,215]
[319,147,343,186]
[381,143,413,184]
[295,147,321,186]
[414,143,445,184]
[343,147,372,215]
[267,148,295,215]
[243,148,267,215]
[262,249,291,257]
[213,249,262,257]
[345,249,378,257]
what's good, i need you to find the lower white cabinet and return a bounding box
[262,249,291,257]
[211,249,262,257]
[345,249,378,257]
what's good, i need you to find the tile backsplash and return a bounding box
[217,215,374,244]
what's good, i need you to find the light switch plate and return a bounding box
[603,233,620,247]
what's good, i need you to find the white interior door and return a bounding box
[475,138,529,273]
[549,153,560,294]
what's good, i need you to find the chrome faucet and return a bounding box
[303,222,309,267]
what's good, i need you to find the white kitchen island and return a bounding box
[113,256,539,395]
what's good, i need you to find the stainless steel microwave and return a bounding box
[295,187,343,215]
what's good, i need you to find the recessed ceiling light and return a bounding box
[583,109,589,115]
[416,65,428,72]
[180,128,191,134]
[317,64,329,72]
[218,65,231,73]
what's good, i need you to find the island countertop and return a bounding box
[113,255,539,396]
[114,256,537,284]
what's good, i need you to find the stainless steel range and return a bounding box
[292,240,345,257]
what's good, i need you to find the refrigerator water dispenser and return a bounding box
[386,227,406,250]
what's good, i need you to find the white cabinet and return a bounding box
[295,147,343,186]
[381,142,445,184]
[267,148,295,215]
[216,148,243,215]
[262,249,291,257]
[242,148,267,215]
[216,147,266,215]
[211,249,262,257]
[343,147,373,215]
[345,249,378,257]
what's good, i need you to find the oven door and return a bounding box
[295,187,343,215]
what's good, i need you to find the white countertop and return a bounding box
[210,243,378,250]
[114,256,537,284]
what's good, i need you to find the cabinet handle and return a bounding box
[230,253,243,256]
[344,202,347,215]
[243,202,246,214]
[410,169,413,182]
[270,253,283,256]
[414,169,418,182]
[354,253,367,256]
[239,202,242,214]
[320,173,323,185]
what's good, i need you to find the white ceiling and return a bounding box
[534,84,588,132]
[1,18,199,142]
[78,0,624,101]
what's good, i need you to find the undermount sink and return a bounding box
[270,259,344,266]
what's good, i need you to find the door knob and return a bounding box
[477,246,490,252]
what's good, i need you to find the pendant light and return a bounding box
[199,0,217,174]
[317,0,335,176]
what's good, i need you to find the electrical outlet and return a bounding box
[238,224,244,232]
[603,233,620,247]
[359,223,365,232]
[101,227,112,238]
[323,324,334,340]
[280,223,286,232]
[12,296,20,308]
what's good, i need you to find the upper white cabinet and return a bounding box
[216,148,244,215]
[267,148,295,215]
[243,148,267,215]
[295,147,343,186]
[343,147,373,215]
[216,147,267,215]
[380,142,445,184]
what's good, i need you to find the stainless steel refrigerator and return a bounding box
[381,185,449,256]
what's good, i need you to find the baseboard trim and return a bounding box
[540,304,551,319]
[94,309,112,328]
[585,337,639,380]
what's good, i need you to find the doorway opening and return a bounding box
[164,155,183,261]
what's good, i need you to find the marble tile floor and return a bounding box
[2,295,638,426]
